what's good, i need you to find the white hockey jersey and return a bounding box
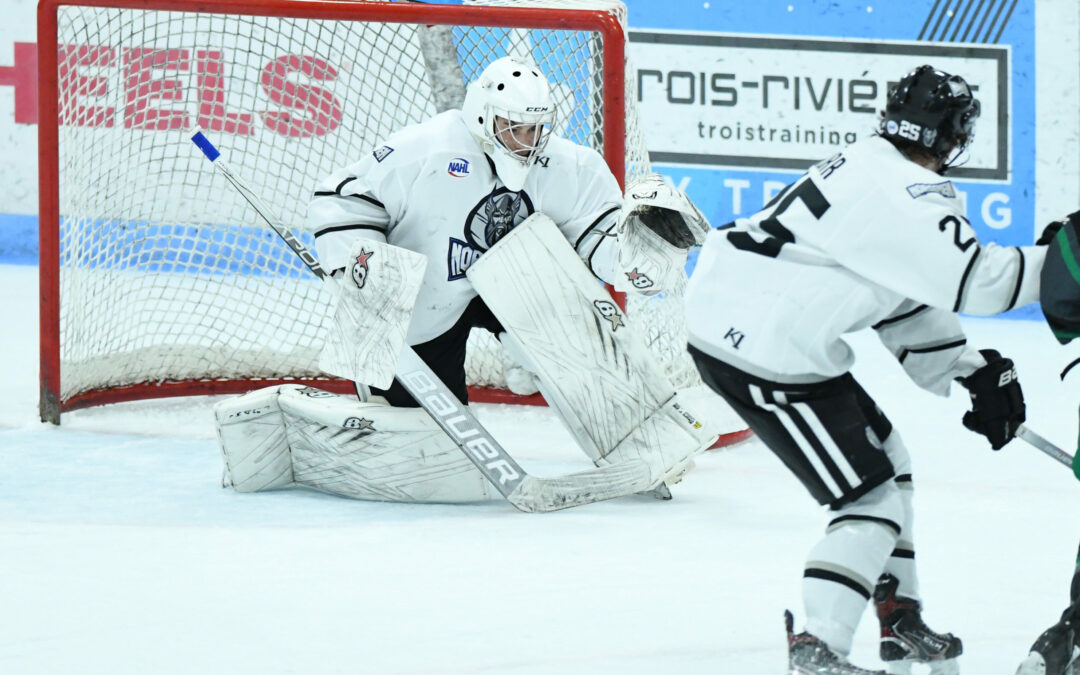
[308,110,623,344]
[685,136,1046,395]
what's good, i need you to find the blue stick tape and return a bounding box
[190,129,220,162]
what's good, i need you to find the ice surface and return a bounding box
[3,263,1079,674]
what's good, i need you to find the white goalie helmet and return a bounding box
[462,56,556,191]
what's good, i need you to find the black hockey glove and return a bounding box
[958,349,1025,450]
[1036,210,1080,245]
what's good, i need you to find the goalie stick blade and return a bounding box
[508,460,655,513]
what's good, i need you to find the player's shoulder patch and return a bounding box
[373,145,394,163]
[906,180,956,200]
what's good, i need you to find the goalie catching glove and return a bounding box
[613,173,710,294]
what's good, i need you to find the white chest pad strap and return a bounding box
[318,237,427,390]
[215,384,491,503]
[467,213,718,483]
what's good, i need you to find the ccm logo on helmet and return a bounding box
[525,106,550,112]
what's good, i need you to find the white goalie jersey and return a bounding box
[308,109,624,345]
[686,135,1046,394]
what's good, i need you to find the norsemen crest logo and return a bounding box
[464,187,534,251]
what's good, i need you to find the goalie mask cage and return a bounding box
[38,0,703,424]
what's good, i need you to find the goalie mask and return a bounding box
[462,56,556,191]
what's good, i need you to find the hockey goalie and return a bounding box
[212,56,719,507]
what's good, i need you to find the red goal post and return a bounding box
[37,0,749,449]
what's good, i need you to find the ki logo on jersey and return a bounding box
[724,327,745,349]
[593,299,624,331]
[352,248,373,289]
[625,268,654,290]
[447,238,481,280]
[448,158,470,177]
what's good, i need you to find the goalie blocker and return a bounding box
[215,213,718,505]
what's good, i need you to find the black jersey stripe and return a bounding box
[953,246,982,312]
[775,396,854,494]
[314,223,388,237]
[585,220,620,277]
[1005,246,1026,311]
[891,548,916,559]
[574,206,622,252]
[898,338,967,364]
[803,568,872,600]
[313,176,386,209]
[828,514,902,538]
[872,304,930,330]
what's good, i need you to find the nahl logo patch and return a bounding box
[447,237,481,280]
[447,158,470,177]
[352,248,373,288]
[593,299,624,331]
[906,181,957,200]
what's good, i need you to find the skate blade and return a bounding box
[886,658,959,675]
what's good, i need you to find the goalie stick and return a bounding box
[189,127,655,513]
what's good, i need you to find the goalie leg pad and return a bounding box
[215,386,296,492]
[215,385,491,503]
[602,394,717,486]
[467,213,718,483]
[277,386,492,503]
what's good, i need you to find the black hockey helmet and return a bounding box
[879,65,980,166]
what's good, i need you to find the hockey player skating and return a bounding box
[685,65,1051,674]
[212,56,718,506]
[1016,541,1080,675]
[1015,214,1080,675]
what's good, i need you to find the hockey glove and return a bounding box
[1036,210,1080,245]
[958,349,1025,450]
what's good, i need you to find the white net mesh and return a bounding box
[49,0,701,407]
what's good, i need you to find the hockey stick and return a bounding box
[1015,424,1080,480]
[188,128,655,512]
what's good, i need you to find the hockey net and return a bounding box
[38,0,704,422]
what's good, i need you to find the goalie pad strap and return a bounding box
[318,237,427,389]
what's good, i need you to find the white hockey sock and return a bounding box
[882,476,920,601]
[803,484,904,655]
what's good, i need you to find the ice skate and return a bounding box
[786,610,886,675]
[873,574,962,675]
[1016,607,1080,675]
